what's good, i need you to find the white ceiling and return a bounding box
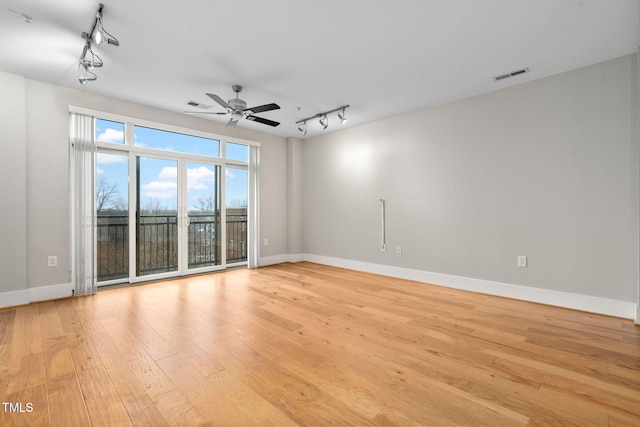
[0,0,638,138]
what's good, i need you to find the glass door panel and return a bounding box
[186,163,221,270]
[225,167,248,264]
[96,151,129,283]
[136,156,178,277]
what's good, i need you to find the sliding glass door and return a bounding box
[185,162,221,271]
[226,167,248,265]
[135,156,178,278]
[96,150,129,281]
[132,157,225,281]
[94,117,255,286]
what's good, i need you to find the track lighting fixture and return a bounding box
[77,3,119,84]
[77,62,97,85]
[319,115,328,129]
[92,7,119,46]
[338,108,347,124]
[79,42,103,70]
[296,105,350,135]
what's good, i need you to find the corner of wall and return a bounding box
[286,138,304,255]
[637,47,640,325]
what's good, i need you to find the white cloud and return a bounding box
[142,180,177,199]
[225,169,235,179]
[158,166,177,180]
[97,128,124,144]
[97,152,127,165]
[188,166,215,190]
[141,166,217,200]
[142,166,177,199]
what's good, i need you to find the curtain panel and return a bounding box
[69,112,97,295]
[248,144,260,268]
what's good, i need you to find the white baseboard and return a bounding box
[0,282,74,309]
[259,253,304,266]
[5,259,636,322]
[301,253,638,320]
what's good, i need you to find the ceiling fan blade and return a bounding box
[206,93,232,110]
[184,111,227,115]
[226,118,238,128]
[244,103,280,114]
[246,115,280,127]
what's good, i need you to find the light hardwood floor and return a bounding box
[0,262,639,426]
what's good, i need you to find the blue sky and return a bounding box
[96,119,248,211]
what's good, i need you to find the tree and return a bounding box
[227,198,247,209]
[193,195,216,213]
[96,178,120,213]
[142,197,166,214]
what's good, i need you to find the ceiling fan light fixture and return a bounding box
[189,86,281,128]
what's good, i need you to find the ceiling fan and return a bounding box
[186,85,280,127]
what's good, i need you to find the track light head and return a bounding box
[338,108,347,124]
[319,115,328,129]
[91,5,119,46]
[79,43,103,70]
[297,121,307,135]
[78,62,97,85]
[93,20,104,44]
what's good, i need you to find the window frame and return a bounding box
[70,106,260,283]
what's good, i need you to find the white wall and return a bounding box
[303,54,639,314]
[0,73,28,294]
[0,73,289,306]
[287,138,304,256]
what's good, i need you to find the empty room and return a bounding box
[0,1,639,426]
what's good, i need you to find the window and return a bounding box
[96,119,124,144]
[226,142,249,162]
[89,113,258,285]
[134,125,220,157]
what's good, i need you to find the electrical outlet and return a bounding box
[263,238,269,246]
[517,256,527,268]
[47,256,58,267]
[396,245,402,254]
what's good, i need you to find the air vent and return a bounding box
[186,100,212,109]
[494,67,530,81]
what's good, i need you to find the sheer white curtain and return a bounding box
[247,144,260,268]
[69,112,97,295]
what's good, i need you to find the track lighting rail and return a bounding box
[296,105,350,125]
[296,105,350,135]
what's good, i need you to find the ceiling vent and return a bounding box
[186,100,211,109]
[494,67,530,81]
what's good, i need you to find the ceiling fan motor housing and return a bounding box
[228,98,247,110]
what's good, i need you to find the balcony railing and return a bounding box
[97,211,247,282]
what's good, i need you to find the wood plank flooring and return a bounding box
[0,262,639,426]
